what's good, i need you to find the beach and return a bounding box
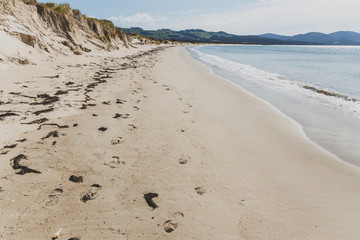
[1,46,360,239]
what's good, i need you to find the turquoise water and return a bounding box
[188,45,360,165]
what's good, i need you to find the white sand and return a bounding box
[1,46,360,239]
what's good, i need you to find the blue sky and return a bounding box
[37,0,360,35]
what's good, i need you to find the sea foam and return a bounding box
[189,46,360,117]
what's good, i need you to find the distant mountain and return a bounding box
[122,28,313,45]
[262,31,360,45]
[123,28,360,45]
[329,31,360,43]
[290,32,336,44]
[259,33,291,41]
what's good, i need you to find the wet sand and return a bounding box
[1,46,360,239]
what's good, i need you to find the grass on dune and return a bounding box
[20,0,116,29]
[42,2,71,14]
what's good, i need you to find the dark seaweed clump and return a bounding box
[303,85,359,102]
[144,192,159,209]
[10,154,41,175]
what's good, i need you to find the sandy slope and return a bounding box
[0,0,130,68]
[1,46,360,239]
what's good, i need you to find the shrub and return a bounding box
[21,0,38,5]
[21,0,70,14]
[97,19,114,28]
[86,17,115,28]
[47,3,71,14]
[43,3,55,8]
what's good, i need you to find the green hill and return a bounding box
[123,28,360,45]
[122,28,303,45]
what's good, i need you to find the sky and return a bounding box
[37,0,360,35]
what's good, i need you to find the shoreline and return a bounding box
[1,46,360,239]
[187,45,360,166]
[186,48,346,164]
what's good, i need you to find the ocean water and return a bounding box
[187,45,360,166]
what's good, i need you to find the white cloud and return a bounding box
[154,0,360,35]
[109,13,167,26]
[108,0,360,35]
[242,0,360,34]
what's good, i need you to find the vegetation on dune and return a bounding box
[21,0,69,14]
[21,0,37,4]
[18,0,173,45]
[42,2,71,14]
[86,18,115,28]
[21,0,72,14]
[128,33,170,45]
[19,0,115,29]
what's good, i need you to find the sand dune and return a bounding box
[0,0,136,67]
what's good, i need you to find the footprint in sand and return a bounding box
[104,157,126,169]
[113,113,130,119]
[116,99,126,104]
[128,124,137,131]
[178,154,190,165]
[111,137,124,145]
[80,184,102,203]
[46,188,63,206]
[163,220,177,233]
[163,212,184,233]
[195,186,206,195]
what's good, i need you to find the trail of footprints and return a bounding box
[0,47,209,236]
[0,49,161,124]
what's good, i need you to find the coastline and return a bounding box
[1,46,360,239]
[188,45,360,166]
